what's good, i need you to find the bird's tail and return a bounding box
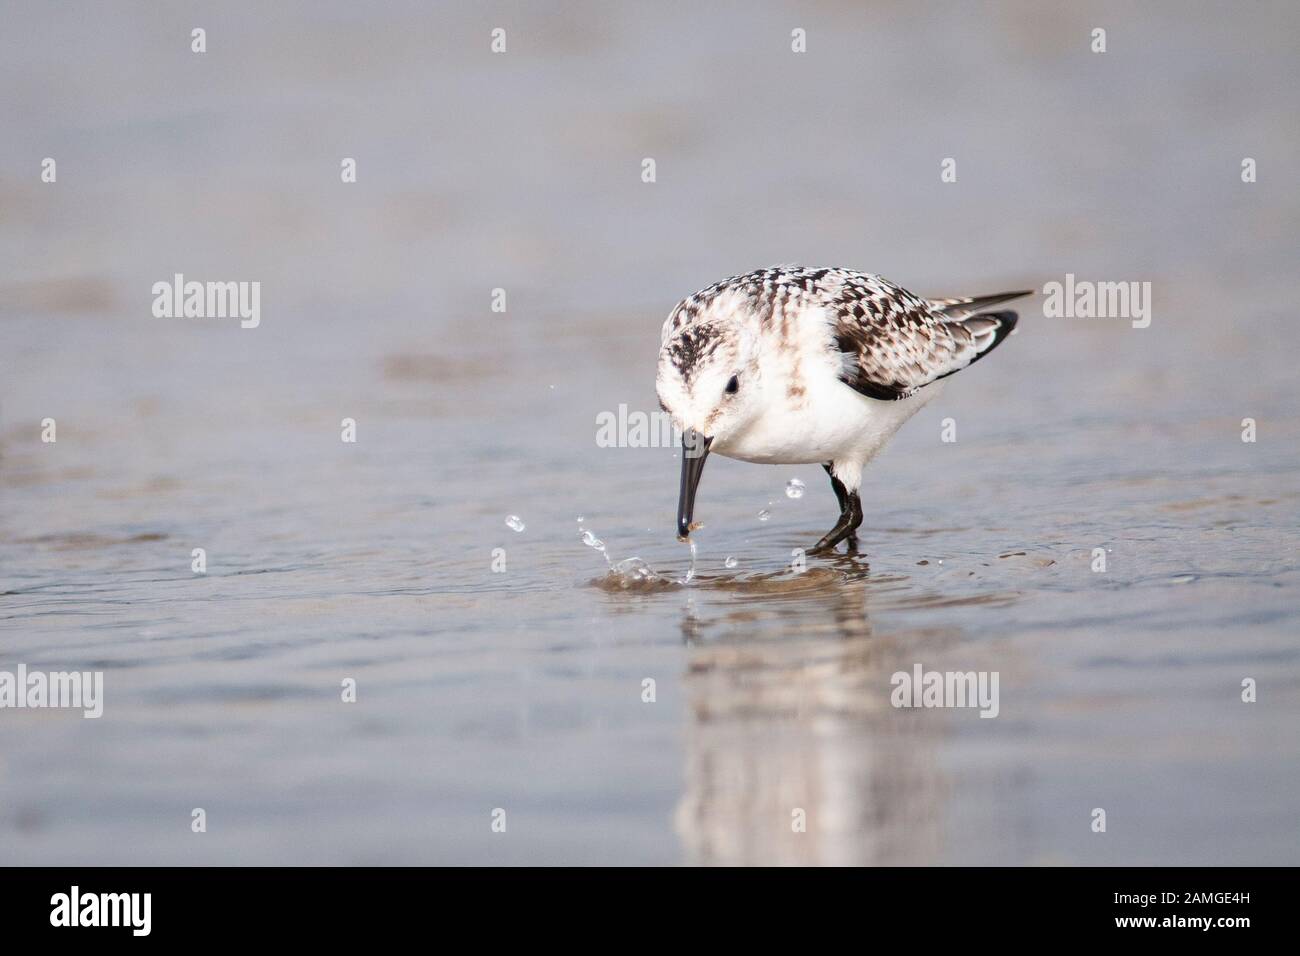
[928,289,1034,320]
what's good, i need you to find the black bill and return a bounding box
[677,429,712,539]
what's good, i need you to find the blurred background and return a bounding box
[1,1,1297,864]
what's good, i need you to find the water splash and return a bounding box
[578,525,698,588]
[724,555,738,569]
[785,478,805,499]
[505,515,526,533]
[612,557,655,582]
[758,509,771,522]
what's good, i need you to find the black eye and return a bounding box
[725,375,739,395]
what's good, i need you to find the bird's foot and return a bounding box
[811,527,858,554]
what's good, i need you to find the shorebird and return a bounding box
[656,266,1029,553]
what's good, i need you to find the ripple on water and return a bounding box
[17,531,169,551]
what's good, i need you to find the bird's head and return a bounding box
[656,319,763,539]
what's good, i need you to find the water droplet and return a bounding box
[758,509,771,522]
[578,526,612,568]
[724,555,738,569]
[785,478,805,499]
[505,515,525,533]
[576,515,585,524]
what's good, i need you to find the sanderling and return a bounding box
[656,266,1030,552]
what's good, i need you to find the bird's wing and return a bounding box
[926,289,1034,319]
[827,275,1020,401]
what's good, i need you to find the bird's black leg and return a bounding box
[821,463,852,546]
[822,462,846,511]
[812,492,862,552]
[814,463,863,553]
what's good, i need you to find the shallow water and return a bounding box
[2,2,1298,864]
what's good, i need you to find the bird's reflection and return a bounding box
[674,560,956,865]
